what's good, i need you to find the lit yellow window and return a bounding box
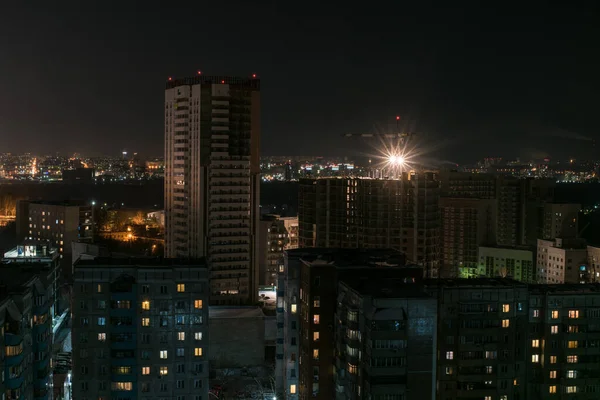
[502,319,510,328]
[194,300,203,309]
[313,332,320,341]
[142,318,150,327]
[142,301,150,310]
[502,304,510,313]
[142,367,150,375]
[195,347,203,357]
[177,284,185,293]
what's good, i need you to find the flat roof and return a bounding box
[424,278,529,288]
[341,277,431,299]
[74,257,207,268]
[286,247,406,267]
[209,306,264,319]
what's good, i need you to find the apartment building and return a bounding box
[16,200,94,257]
[439,197,497,277]
[164,75,261,305]
[298,174,440,277]
[72,258,209,400]
[0,254,57,400]
[427,278,530,400]
[296,249,419,400]
[258,214,291,287]
[334,277,437,400]
[527,284,600,399]
[477,246,535,283]
[542,203,580,240]
[536,238,588,284]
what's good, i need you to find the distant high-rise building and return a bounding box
[439,197,497,277]
[16,200,94,258]
[298,174,440,277]
[536,238,588,284]
[258,214,299,287]
[72,257,209,399]
[542,203,580,240]
[164,75,261,305]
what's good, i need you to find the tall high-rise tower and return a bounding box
[165,75,261,305]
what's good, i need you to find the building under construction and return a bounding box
[298,173,440,277]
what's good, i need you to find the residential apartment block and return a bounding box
[298,174,440,277]
[164,75,261,305]
[0,244,59,400]
[72,258,209,400]
[16,200,94,257]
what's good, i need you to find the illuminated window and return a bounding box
[195,347,203,357]
[551,310,559,319]
[313,314,320,324]
[159,367,168,376]
[178,332,185,341]
[142,318,150,327]
[142,301,150,310]
[445,367,453,375]
[279,265,284,272]
[533,309,540,317]
[194,300,203,309]
[142,367,150,375]
[569,310,579,319]
[291,304,297,314]
[290,385,297,394]
[111,382,133,391]
[549,385,557,394]
[347,363,357,374]
[532,339,540,348]
[502,319,510,328]
[313,296,320,307]
[566,386,578,394]
[550,370,557,379]
[486,366,493,374]
[531,354,539,363]
[446,351,454,360]
[313,332,320,341]
[568,325,579,333]
[177,284,185,293]
[98,333,106,342]
[97,284,102,293]
[160,350,168,359]
[567,355,578,363]
[313,349,319,360]
[568,340,578,349]
[195,332,203,341]
[485,397,492,400]
[502,304,510,313]
[550,356,557,364]
[551,325,558,334]
[567,370,577,378]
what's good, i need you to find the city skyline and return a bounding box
[0,3,598,162]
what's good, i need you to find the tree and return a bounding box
[0,194,16,217]
[131,211,146,225]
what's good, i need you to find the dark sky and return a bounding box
[0,2,598,163]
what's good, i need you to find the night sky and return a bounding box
[1,2,598,163]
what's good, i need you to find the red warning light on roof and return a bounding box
[197,70,202,75]
[221,80,225,84]
[396,116,401,121]
[168,77,172,81]
[252,73,257,78]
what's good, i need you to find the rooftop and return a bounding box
[24,200,90,207]
[341,277,430,299]
[286,247,406,268]
[166,75,260,90]
[209,306,264,319]
[423,277,529,288]
[74,257,207,268]
[3,243,59,261]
